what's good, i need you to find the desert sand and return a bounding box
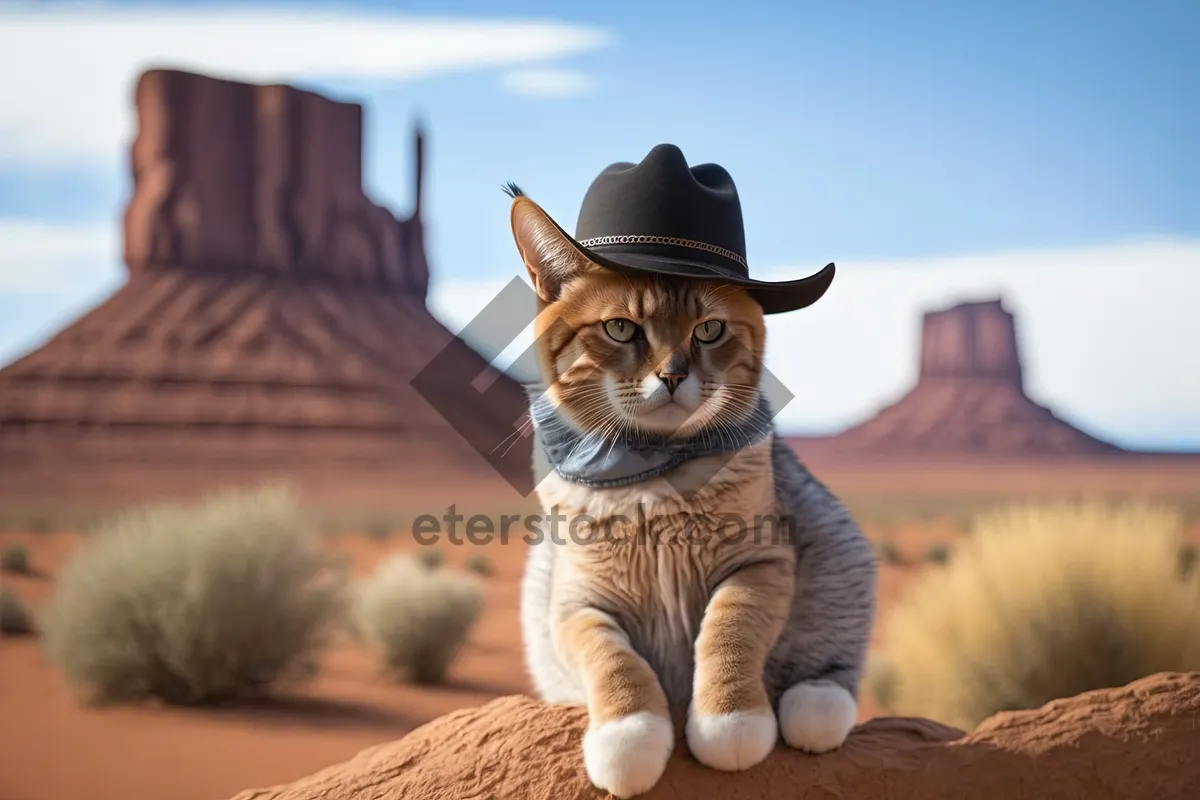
[4,485,1198,800]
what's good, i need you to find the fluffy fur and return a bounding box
[511,196,876,797]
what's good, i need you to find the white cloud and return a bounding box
[427,238,1200,449]
[0,221,119,291]
[0,3,614,164]
[500,67,596,97]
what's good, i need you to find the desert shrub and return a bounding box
[1,585,35,636]
[1,544,30,574]
[40,485,347,705]
[416,547,444,570]
[864,652,897,712]
[466,553,492,577]
[876,501,1200,730]
[1180,544,1198,579]
[366,520,394,541]
[353,555,483,684]
[27,517,53,534]
[924,542,950,565]
[873,539,901,565]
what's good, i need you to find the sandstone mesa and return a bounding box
[0,69,527,508]
[1,68,1168,512]
[794,298,1126,461]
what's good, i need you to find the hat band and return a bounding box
[578,234,747,270]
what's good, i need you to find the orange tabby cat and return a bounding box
[513,188,875,798]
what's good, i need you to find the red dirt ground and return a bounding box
[2,469,1198,800]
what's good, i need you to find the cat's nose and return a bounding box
[659,372,687,394]
[657,353,689,395]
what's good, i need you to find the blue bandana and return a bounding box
[527,387,775,489]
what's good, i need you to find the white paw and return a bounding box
[582,711,674,798]
[778,681,857,754]
[685,707,777,772]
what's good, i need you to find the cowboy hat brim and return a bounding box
[539,209,835,315]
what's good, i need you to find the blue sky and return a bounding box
[7,0,1199,266]
[1,0,1198,447]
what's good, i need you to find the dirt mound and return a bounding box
[796,298,1123,460]
[230,672,1199,799]
[0,69,529,507]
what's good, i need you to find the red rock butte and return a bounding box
[0,69,528,508]
[796,297,1125,461]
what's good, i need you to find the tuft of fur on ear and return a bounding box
[510,197,596,302]
[502,181,525,198]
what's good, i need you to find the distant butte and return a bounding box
[0,69,529,507]
[792,298,1128,461]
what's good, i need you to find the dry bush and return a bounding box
[416,547,444,570]
[366,520,395,541]
[864,652,898,711]
[27,517,54,534]
[353,555,483,684]
[1,585,35,636]
[873,539,901,565]
[924,542,950,564]
[1180,543,1198,578]
[40,485,347,705]
[876,500,1200,730]
[1,544,30,574]
[466,552,492,577]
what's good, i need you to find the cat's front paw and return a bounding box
[582,711,674,798]
[778,680,857,754]
[685,706,778,772]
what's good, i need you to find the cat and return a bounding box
[510,193,877,798]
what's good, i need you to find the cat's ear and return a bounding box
[510,197,596,302]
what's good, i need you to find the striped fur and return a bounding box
[511,195,877,796]
[520,438,877,716]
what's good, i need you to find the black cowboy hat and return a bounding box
[505,143,834,314]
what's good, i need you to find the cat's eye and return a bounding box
[604,318,639,343]
[693,320,725,343]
